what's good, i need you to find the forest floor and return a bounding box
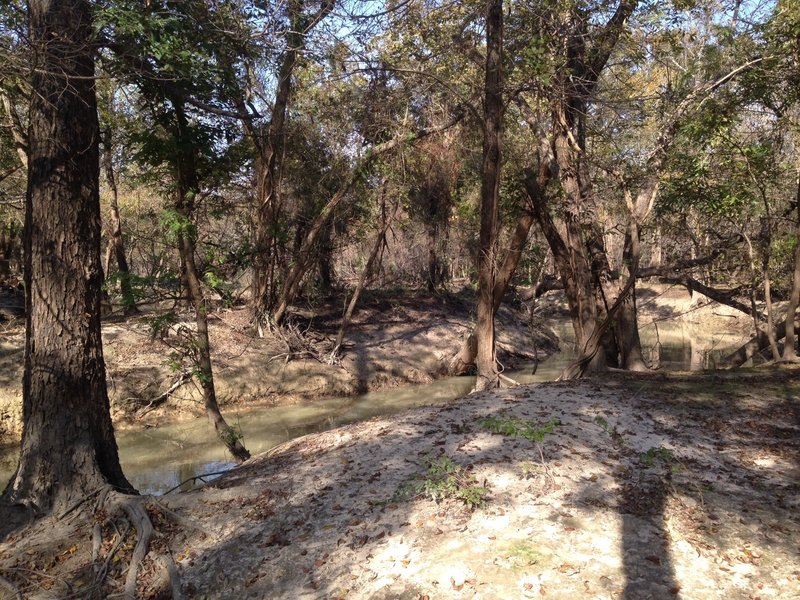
[0,368,798,599]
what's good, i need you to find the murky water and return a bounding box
[0,319,746,495]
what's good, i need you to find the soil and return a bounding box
[0,368,797,599]
[0,289,556,444]
[0,281,762,445]
[0,285,797,598]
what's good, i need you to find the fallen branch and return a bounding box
[163,469,233,495]
[136,371,193,418]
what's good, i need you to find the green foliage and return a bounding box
[479,415,560,443]
[640,446,675,467]
[220,424,244,448]
[192,366,212,384]
[147,311,177,340]
[508,540,542,568]
[162,352,183,373]
[394,454,489,510]
[159,209,196,242]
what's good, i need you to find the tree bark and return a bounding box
[173,100,250,462]
[783,172,800,360]
[101,128,138,315]
[3,0,133,514]
[473,0,504,392]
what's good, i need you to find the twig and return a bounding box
[163,469,233,495]
[136,371,193,418]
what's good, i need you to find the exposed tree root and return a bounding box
[90,490,184,600]
[156,555,183,600]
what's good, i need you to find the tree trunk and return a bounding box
[173,101,250,462]
[427,220,439,292]
[331,196,396,360]
[250,0,336,321]
[271,113,464,326]
[783,173,800,360]
[102,129,138,315]
[473,0,503,392]
[722,319,790,368]
[615,222,649,370]
[0,91,28,168]
[3,0,133,514]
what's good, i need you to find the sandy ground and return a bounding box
[0,369,797,599]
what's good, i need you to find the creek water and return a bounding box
[0,319,745,495]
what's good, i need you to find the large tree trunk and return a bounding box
[448,150,550,376]
[102,128,138,315]
[615,222,649,370]
[3,0,133,514]
[473,0,503,392]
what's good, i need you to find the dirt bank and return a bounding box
[1,369,797,599]
[0,290,556,443]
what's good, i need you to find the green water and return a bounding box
[0,319,745,495]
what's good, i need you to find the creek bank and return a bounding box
[0,369,798,599]
[0,290,555,443]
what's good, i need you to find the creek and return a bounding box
[0,319,745,495]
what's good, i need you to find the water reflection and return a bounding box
[0,319,745,495]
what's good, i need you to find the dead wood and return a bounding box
[135,370,193,418]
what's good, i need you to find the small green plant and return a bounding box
[220,424,244,449]
[594,414,623,444]
[147,311,177,340]
[519,461,538,478]
[479,415,560,443]
[508,540,541,567]
[594,415,609,432]
[162,351,183,373]
[640,446,674,467]
[394,454,489,509]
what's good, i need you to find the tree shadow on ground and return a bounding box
[158,370,800,599]
[2,370,798,598]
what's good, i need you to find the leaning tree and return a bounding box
[3,0,133,513]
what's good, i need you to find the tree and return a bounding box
[3,0,133,513]
[473,0,504,392]
[100,0,252,461]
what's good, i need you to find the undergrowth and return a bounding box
[393,454,489,509]
[479,415,560,442]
